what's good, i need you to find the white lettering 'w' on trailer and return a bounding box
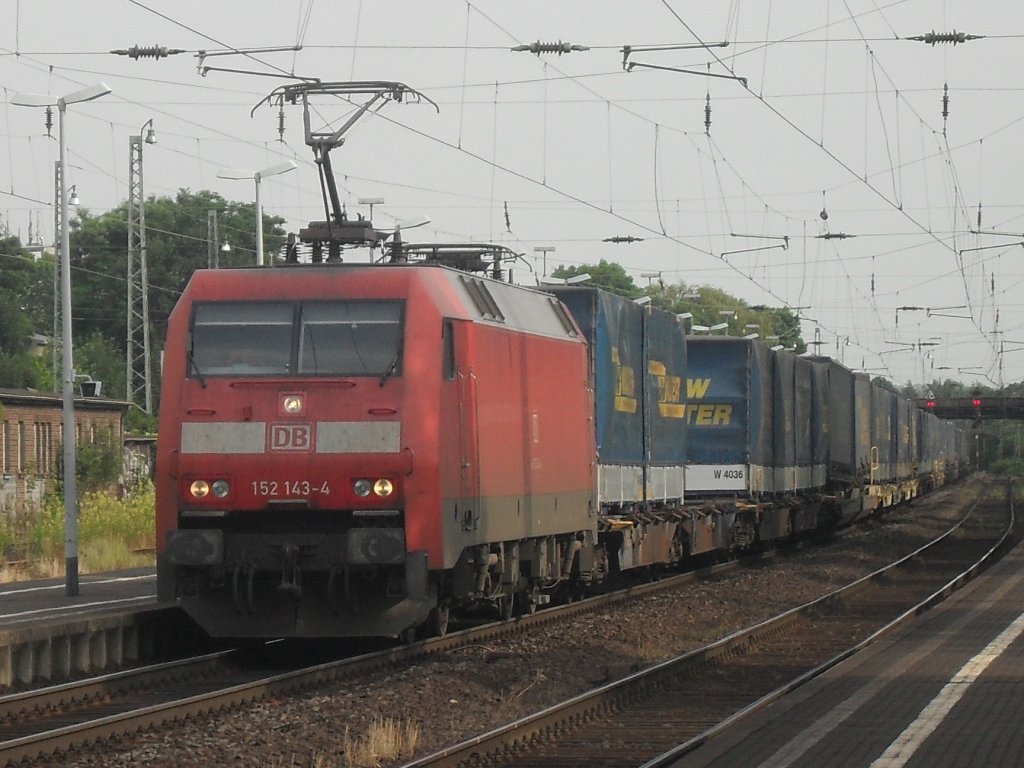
[687,378,712,399]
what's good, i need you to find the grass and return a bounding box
[331,717,421,768]
[0,484,156,581]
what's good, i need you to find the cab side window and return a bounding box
[443,319,456,380]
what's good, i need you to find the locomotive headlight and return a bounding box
[353,479,373,497]
[190,480,211,498]
[211,479,230,498]
[281,394,304,415]
[373,479,394,497]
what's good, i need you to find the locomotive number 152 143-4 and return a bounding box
[251,480,331,497]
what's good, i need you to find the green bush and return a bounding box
[989,458,1024,477]
[78,486,155,551]
[3,484,156,575]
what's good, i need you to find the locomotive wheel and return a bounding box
[516,587,539,616]
[567,580,586,603]
[399,627,417,646]
[498,595,514,621]
[427,604,450,638]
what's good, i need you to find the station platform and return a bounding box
[0,568,190,687]
[0,567,156,629]
[670,536,1024,768]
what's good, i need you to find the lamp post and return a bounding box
[12,82,112,597]
[217,160,297,266]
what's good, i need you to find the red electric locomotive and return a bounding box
[157,81,602,639]
[156,262,597,638]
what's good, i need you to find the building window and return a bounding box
[34,421,54,475]
[18,421,26,474]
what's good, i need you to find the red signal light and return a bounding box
[925,400,936,409]
[972,398,982,408]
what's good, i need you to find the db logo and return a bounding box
[268,424,314,452]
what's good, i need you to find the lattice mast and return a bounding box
[52,162,62,393]
[126,134,153,413]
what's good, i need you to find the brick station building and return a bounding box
[0,388,129,520]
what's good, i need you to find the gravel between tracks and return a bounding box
[38,481,981,768]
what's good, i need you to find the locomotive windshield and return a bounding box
[189,300,404,378]
[298,301,403,375]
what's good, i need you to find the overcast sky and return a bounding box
[1,1,1022,389]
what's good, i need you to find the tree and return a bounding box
[0,237,46,388]
[75,333,126,400]
[551,260,640,297]
[646,283,806,351]
[550,261,808,350]
[68,189,287,407]
[872,377,897,393]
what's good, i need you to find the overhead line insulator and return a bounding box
[904,30,983,46]
[110,45,186,60]
[511,40,590,55]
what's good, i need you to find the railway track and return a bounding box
[0,523,840,765]
[0,484,999,766]
[0,548,784,767]
[402,481,1014,768]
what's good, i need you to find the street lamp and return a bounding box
[12,82,112,597]
[357,196,385,221]
[533,246,556,277]
[538,273,591,286]
[217,160,297,266]
[691,323,728,335]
